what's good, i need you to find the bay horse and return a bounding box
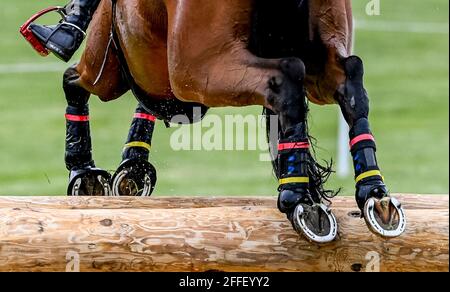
[26,0,406,242]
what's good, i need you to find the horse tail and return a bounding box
[263,107,280,179]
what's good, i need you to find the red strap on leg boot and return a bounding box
[19,6,66,56]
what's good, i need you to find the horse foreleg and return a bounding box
[63,66,111,196]
[111,104,157,196]
[337,56,406,238]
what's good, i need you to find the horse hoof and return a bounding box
[111,159,157,196]
[292,203,338,244]
[363,196,406,238]
[68,168,112,196]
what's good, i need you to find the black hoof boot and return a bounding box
[111,159,157,197]
[355,179,388,210]
[278,189,311,214]
[277,124,338,244]
[68,167,111,196]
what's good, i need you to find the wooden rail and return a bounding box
[0,194,448,272]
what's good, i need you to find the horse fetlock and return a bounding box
[65,152,94,171]
[63,67,90,106]
[278,189,311,214]
[68,167,111,196]
[355,179,388,211]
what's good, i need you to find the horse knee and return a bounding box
[63,66,90,106]
[69,61,128,103]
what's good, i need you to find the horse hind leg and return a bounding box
[165,1,337,242]
[111,104,157,197]
[337,56,406,238]
[63,66,111,196]
[265,58,338,244]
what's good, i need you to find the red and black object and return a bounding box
[277,123,313,214]
[110,104,158,197]
[277,140,310,187]
[349,118,380,182]
[122,105,157,161]
[65,105,94,170]
[350,118,388,210]
[20,6,65,56]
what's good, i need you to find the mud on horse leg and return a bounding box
[63,66,111,196]
[267,58,338,243]
[111,104,157,196]
[338,56,406,237]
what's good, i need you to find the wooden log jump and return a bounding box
[0,194,448,272]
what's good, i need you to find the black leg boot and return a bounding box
[277,124,338,244]
[277,123,313,214]
[340,56,406,237]
[350,118,387,210]
[111,105,158,197]
[29,0,101,62]
[65,105,111,196]
[350,118,406,237]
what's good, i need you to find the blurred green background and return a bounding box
[0,0,448,196]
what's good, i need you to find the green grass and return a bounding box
[0,0,448,196]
